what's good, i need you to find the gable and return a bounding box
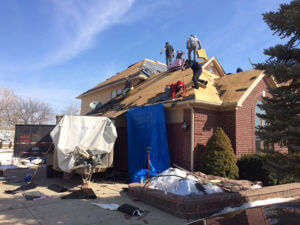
[203,60,224,77]
[202,57,226,78]
[215,70,264,103]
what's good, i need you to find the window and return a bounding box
[255,101,273,151]
[117,89,122,95]
[111,90,116,98]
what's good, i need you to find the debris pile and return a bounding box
[146,167,261,196]
[193,171,262,192]
[147,168,223,196]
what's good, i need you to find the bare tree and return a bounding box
[0,87,54,127]
[61,101,80,116]
[15,97,54,125]
[0,88,18,129]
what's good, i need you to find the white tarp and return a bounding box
[149,168,223,196]
[50,115,117,172]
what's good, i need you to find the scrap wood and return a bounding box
[5,183,37,194]
[48,184,68,193]
[173,164,258,192]
[61,188,97,199]
[173,164,208,184]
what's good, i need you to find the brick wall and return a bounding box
[129,182,300,219]
[219,110,236,152]
[235,77,288,158]
[235,79,267,158]
[274,143,288,154]
[193,108,218,170]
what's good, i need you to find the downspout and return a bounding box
[187,103,194,171]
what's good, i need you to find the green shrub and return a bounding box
[237,153,269,182]
[9,142,12,149]
[237,152,300,185]
[0,141,2,149]
[199,127,239,179]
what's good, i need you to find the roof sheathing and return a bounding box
[90,62,264,118]
[78,59,166,98]
[215,70,263,103]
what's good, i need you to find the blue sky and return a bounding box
[0,0,291,113]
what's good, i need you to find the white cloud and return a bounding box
[1,0,135,71]
[43,0,134,67]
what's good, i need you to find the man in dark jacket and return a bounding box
[183,60,207,89]
[160,42,175,66]
[122,76,133,97]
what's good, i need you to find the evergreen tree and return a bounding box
[255,0,300,153]
[199,127,239,179]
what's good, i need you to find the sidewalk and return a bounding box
[0,167,187,225]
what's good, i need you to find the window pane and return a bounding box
[112,90,116,98]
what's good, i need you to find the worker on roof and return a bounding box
[122,76,133,97]
[186,34,201,61]
[160,42,175,67]
[236,67,243,73]
[163,80,185,100]
[176,50,185,59]
[183,60,207,89]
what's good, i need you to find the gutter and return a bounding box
[187,103,194,171]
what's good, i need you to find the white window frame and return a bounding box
[111,90,117,98]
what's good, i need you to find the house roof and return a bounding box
[77,59,166,98]
[88,58,270,118]
[215,69,264,103]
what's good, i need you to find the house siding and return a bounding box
[80,79,143,115]
[80,88,113,115]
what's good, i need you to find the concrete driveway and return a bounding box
[0,167,187,225]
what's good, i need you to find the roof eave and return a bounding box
[77,73,148,99]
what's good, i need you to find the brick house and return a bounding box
[79,57,287,172]
[77,59,167,115]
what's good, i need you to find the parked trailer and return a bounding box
[47,115,117,183]
[14,124,55,158]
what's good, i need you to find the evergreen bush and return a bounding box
[238,152,300,185]
[199,127,239,179]
[0,141,2,149]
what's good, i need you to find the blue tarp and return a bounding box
[126,104,171,182]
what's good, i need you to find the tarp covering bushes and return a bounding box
[148,168,224,196]
[126,104,170,182]
[50,115,117,172]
